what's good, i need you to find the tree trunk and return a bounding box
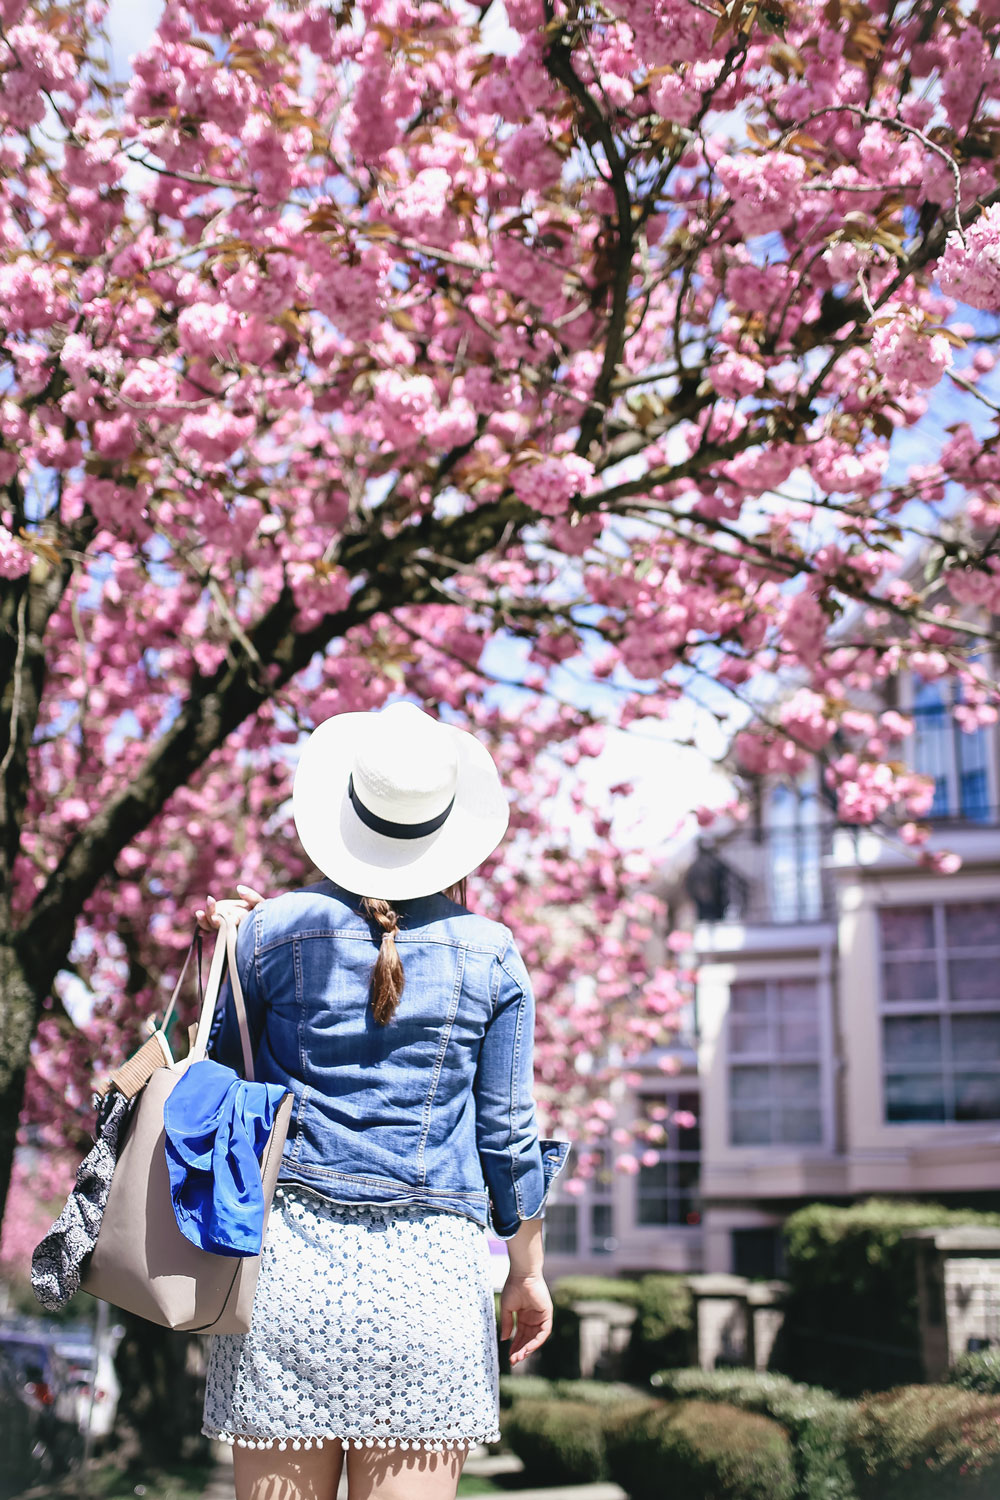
[113,1314,210,1468]
[0,936,38,1214]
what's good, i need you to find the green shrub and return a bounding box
[605,1399,796,1500]
[550,1377,646,1406]
[652,1367,857,1500]
[846,1385,1000,1500]
[779,1200,1000,1395]
[536,1272,692,1381]
[498,1374,642,1409]
[498,1373,556,1408]
[949,1347,1000,1394]
[550,1275,645,1305]
[503,1398,611,1484]
[629,1274,694,1379]
[537,1275,641,1380]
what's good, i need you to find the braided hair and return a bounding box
[360,897,405,1025]
[359,881,468,1026]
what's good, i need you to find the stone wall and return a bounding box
[909,1228,1000,1381]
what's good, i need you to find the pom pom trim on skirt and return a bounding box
[203,1429,502,1452]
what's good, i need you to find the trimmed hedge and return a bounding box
[537,1273,693,1380]
[652,1367,856,1500]
[630,1273,696,1380]
[499,1373,645,1409]
[846,1385,1000,1500]
[605,1398,797,1500]
[949,1347,1000,1394]
[503,1399,611,1485]
[779,1200,1000,1395]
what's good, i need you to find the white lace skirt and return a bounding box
[202,1185,501,1453]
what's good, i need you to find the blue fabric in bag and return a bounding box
[163,1059,287,1257]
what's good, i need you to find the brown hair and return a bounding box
[359,897,404,1026]
[360,881,469,1026]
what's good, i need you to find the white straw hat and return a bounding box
[291,702,510,901]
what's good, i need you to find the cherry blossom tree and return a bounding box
[4,0,1000,1234]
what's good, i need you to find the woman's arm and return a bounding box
[472,938,570,1238]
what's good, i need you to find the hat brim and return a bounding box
[291,711,511,902]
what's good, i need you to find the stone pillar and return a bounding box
[572,1299,638,1379]
[907,1228,1000,1382]
[688,1274,752,1370]
[747,1281,787,1372]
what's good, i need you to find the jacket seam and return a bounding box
[279,1163,486,1198]
[257,929,508,958]
[292,938,307,1073]
[416,947,466,1185]
[493,943,529,1219]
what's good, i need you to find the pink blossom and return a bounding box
[372,371,437,447]
[920,849,963,874]
[780,689,838,750]
[511,454,596,517]
[649,62,722,124]
[0,524,31,578]
[179,408,255,462]
[880,711,913,741]
[735,730,809,777]
[710,350,765,399]
[177,301,240,361]
[947,559,1000,612]
[781,591,828,668]
[716,151,807,235]
[938,204,1000,311]
[499,122,563,194]
[0,260,64,330]
[389,167,453,233]
[872,312,953,391]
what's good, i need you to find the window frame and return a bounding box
[900,667,996,824]
[877,899,1000,1126]
[725,973,833,1150]
[634,1087,702,1230]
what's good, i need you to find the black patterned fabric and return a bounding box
[30,1089,133,1311]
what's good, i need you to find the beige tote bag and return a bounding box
[81,909,292,1334]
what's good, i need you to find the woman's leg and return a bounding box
[233,1440,345,1500]
[346,1442,468,1499]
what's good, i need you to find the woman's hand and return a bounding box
[499,1272,554,1367]
[194,886,266,934]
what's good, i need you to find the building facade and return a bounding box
[543,669,1000,1280]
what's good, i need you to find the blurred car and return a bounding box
[0,1329,81,1474]
[0,1332,67,1413]
[53,1337,121,1441]
[0,1344,45,1499]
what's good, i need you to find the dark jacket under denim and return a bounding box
[208,880,570,1238]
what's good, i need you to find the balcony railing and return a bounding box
[684,825,837,926]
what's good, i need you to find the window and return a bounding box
[880,903,1000,1123]
[911,676,991,822]
[635,1090,701,1227]
[586,1147,616,1254]
[543,1203,579,1255]
[727,979,823,1145]
[768,783,826,922]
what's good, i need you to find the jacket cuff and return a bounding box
[488,1138,572,1240]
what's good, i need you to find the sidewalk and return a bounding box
[200,1444,627,1499]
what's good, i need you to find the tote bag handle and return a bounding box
[164,906,255,1080]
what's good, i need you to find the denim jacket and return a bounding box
[207,880,571,1238]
